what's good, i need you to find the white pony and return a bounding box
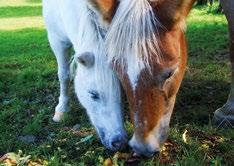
[42,0,127,151]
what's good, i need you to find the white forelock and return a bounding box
[70,1,121,102]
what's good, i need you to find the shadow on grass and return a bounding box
[173,79,230,126]
[173,11,230,126]
[0,6,42,18]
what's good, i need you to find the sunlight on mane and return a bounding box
[106,0,162,71]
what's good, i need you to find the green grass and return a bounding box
[0,6,41,18]
[0,1,233,165]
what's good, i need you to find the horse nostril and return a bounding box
[112,140,122,148]
[110,136,127,150]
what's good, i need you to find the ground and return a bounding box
[0,0,233,165]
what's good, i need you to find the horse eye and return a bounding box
[88,91,100,100]
[164,71,173,79]
[162,69,176,81]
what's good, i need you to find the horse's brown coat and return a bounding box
[112,0,195,146]
[94,0,195,153]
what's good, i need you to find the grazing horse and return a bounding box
[91,0,234,156]
[42,0,127,151]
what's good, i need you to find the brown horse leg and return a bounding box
[213,0,234,128]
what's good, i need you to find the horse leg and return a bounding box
[213,0,234,128]
[48,34,71,122]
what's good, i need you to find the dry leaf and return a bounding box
[103,158,113,166]
[113,152,131,160]
[183,129,189,144]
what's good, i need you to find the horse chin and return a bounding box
[129,108,172,157]
[129,134,160,157]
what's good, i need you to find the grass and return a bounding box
[0,0,233,165]
[0,6,41,18]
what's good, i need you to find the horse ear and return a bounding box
[152,0,196,29]
[178,0,196,17]
[77,52,95,68]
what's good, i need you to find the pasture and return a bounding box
[0,0,233,165]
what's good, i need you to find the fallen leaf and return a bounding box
[158,139,180,164]
[0,151,48,166]
[5,158,17,166]
[113,152,131,160]
[103,158,113,166]
[182,129,189,144]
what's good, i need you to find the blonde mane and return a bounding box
[106,0,162,71]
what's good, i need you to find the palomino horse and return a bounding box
[90,0,234,156]
[43,0,127,151]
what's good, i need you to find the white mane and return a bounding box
[70,1,121,102]
[106,0,162,72]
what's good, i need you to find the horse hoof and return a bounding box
[53,111,64,122]
[213,103,234,128]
